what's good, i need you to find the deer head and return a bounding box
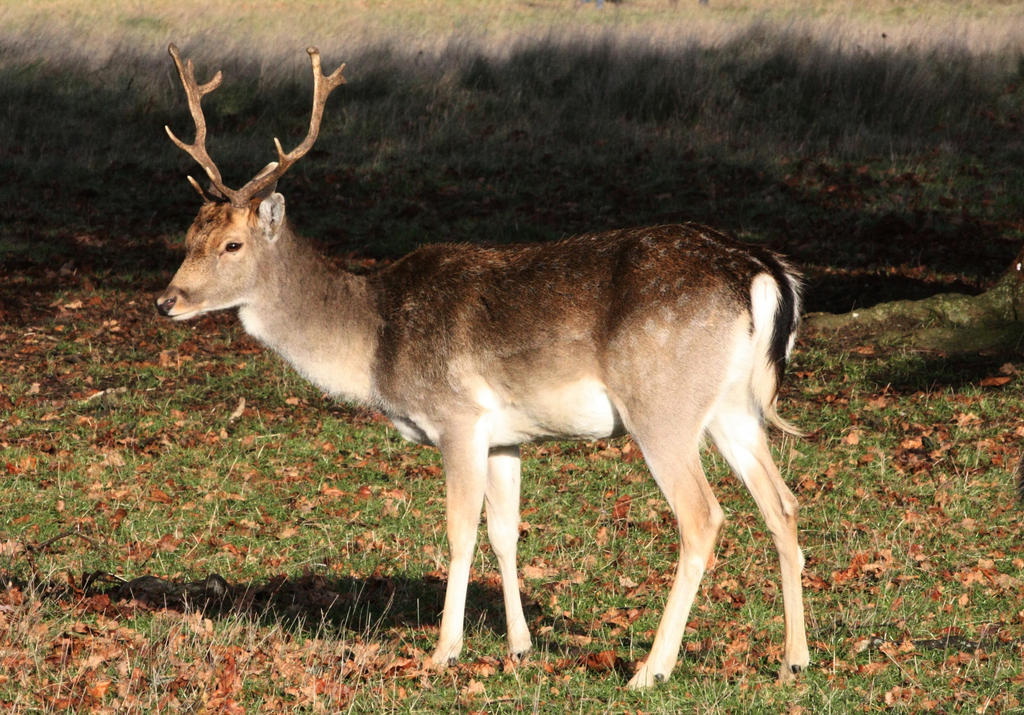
[156,44,345,320]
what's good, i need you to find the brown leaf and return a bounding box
[382,656,420,676]
[620,439,643,462]
[522,563,558,580]
[857,661,888,676]
[319,484,346,498]
[87,679,112,700]
[149,487,172,504]
[109,508,128,530]
[155,533,181,552]
[566,634,593,647]
[612,494,632,522]
[215,652,240,696]
[469,657,499,678]
[583,650,619,672]
[900,436,922,450]
[980,375,1011,387]
[460,679,486,698]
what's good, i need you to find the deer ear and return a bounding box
[257,193,286,242]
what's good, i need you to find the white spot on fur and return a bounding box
[238,305,265,340]
[474,385,501,412]
[642,318,671,346]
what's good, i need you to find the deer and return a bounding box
[156,43,810,689]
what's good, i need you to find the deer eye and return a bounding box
[224,242,243,253]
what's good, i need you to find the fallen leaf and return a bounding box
[87,679,112,700]
[980,375,1011,387]
[612,494,632,522]
[583,650,619,672]
[522,563,558,580]
[460,679,485,698]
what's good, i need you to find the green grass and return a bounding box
[2,0,1024,711]
[3,321,1023,710]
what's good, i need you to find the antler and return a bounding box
[165,43,346,208]
[233,48,347,203]
[165,44,234,202]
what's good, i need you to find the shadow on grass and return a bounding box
[4,567,636,671]
[862,350,1024,392]
[1,25,1021,317]
[94,570,502,636]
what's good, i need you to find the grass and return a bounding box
[2,0,1024,711]
[3,320,1024,711]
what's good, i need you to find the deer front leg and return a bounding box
[429,429,489,667]
[485,446,532,659]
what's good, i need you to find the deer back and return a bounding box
[366,223,798,446]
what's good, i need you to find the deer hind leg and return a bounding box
[430,427,489,667]
[627,434,724,690]
[707,409,810,681]
[484,446,532,658]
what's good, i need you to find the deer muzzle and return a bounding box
[155,287,192,318]
[156,296,176,316]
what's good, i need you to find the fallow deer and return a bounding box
[156,43,810,688]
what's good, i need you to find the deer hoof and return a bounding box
[627,665,666,690]
[778,660,808,682]
[510,649,531,664]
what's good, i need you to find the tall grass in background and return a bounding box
[3,7,1019,155]
[1,1,1022,303]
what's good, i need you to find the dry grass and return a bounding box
[3,0,1023,68]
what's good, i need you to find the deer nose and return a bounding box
[156,294,177,316]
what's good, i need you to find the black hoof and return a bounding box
[510,650,530,663]
[447,657,457,667]
[654,674,666,683]
[791,664,803,674]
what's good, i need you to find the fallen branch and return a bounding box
[21,526,99,577]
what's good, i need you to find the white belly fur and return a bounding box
[386,379,620,449]
[479,378,620,447]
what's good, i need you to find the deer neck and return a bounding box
[237,230,379,406]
